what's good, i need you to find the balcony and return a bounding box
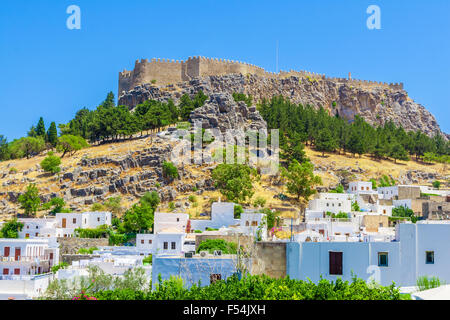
[0,255,50,263]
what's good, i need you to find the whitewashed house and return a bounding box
[287,221,450,287]
[238,211,268,240]
[55,212,111,237]
[348,181,374,194]
[190,202,239,231]
[153,212,189,233]
[18,217,57,239]
[0,238,59,276]
[306,198,352,217]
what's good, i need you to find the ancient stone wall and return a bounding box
[118,56,403,96]
[57,237,109,259]
[61,254,100,264]
[251,242,286,278]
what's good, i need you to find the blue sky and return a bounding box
[0,0,449,140]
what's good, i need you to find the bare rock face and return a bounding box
[119,74,446,138]
[189,92,267,134]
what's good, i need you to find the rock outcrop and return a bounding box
[119,74,446,138]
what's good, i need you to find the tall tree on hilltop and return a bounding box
[47,122,58,147]
[36,117,46,138]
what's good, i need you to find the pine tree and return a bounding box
[47,122,58,147]
[315,127,338,157]
[36,117,46,138]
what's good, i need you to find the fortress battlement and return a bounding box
[118,56,404,95]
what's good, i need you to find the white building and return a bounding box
[0,238,59,276]
[348,181,373,194]
[18,217,57,239]
[54,212,112,237]
[287,221,450,287]
[238,211,267,240]
[190,202,239,231]
[377,186,398,200]
[153,212,189,233]
[306,198,352,216]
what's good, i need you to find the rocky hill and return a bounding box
[119,74,447,138]
[0,87,448,219]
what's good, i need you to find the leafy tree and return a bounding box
[104,196,123,215]
[9,136,45,159]
[281,160,322,201]
[18,184,41,216]
[123,203,154,233]
[47,122,58,147]
[351,201,360,212]
[0,219,24,238]
[40,152,62,174]
[162,161,179,181]
[57,135,89,158]
[48,197,67,214]
[392,205,414,218]
[211,164,256,202]
[260,208,281,229]
[140,191,160,210]
[0,135,9,160]
[234,204,243,219]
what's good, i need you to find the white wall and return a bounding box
[154,212,189,233]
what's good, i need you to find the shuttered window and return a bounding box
[329,251,343,275]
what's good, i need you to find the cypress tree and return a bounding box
[47,122,58,147]
[36,117,46,138]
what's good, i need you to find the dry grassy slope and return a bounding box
[0,135,446,221]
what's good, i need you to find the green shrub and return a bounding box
[196,239,237,254]
[51,262,69,273]
[78,247,98,254]
[162,161,179,180]
[90,274,402,300]
[40,152,62,174]
[143,255,152,265]
[432,180,441,189]
[234,204,243,219]
[253,197,266,208]
[416,276,444,291]
[188,195,197,203]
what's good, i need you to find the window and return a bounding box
[426,251,434,264]
[73,218,76,224]
[210,274,222,284]
[97,217,100,222]
[148,240,152,244]
[2,268,9,275]
[3,247,10,257]
[378,252,388,267]
[35,233,39,236]
[163,242,168,250]
[245,221,249,226]
[14,268,20,275]
[329,252,343,275]
[366,187,369,190]
[251,221,258,226]
[36,226,39,229]
[177,218,180,222]
[383,209,386,214]
[171,242,176,250]
[141,240,144,244]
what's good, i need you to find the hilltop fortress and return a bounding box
[118,56,404,96]
[118,56,447,139]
